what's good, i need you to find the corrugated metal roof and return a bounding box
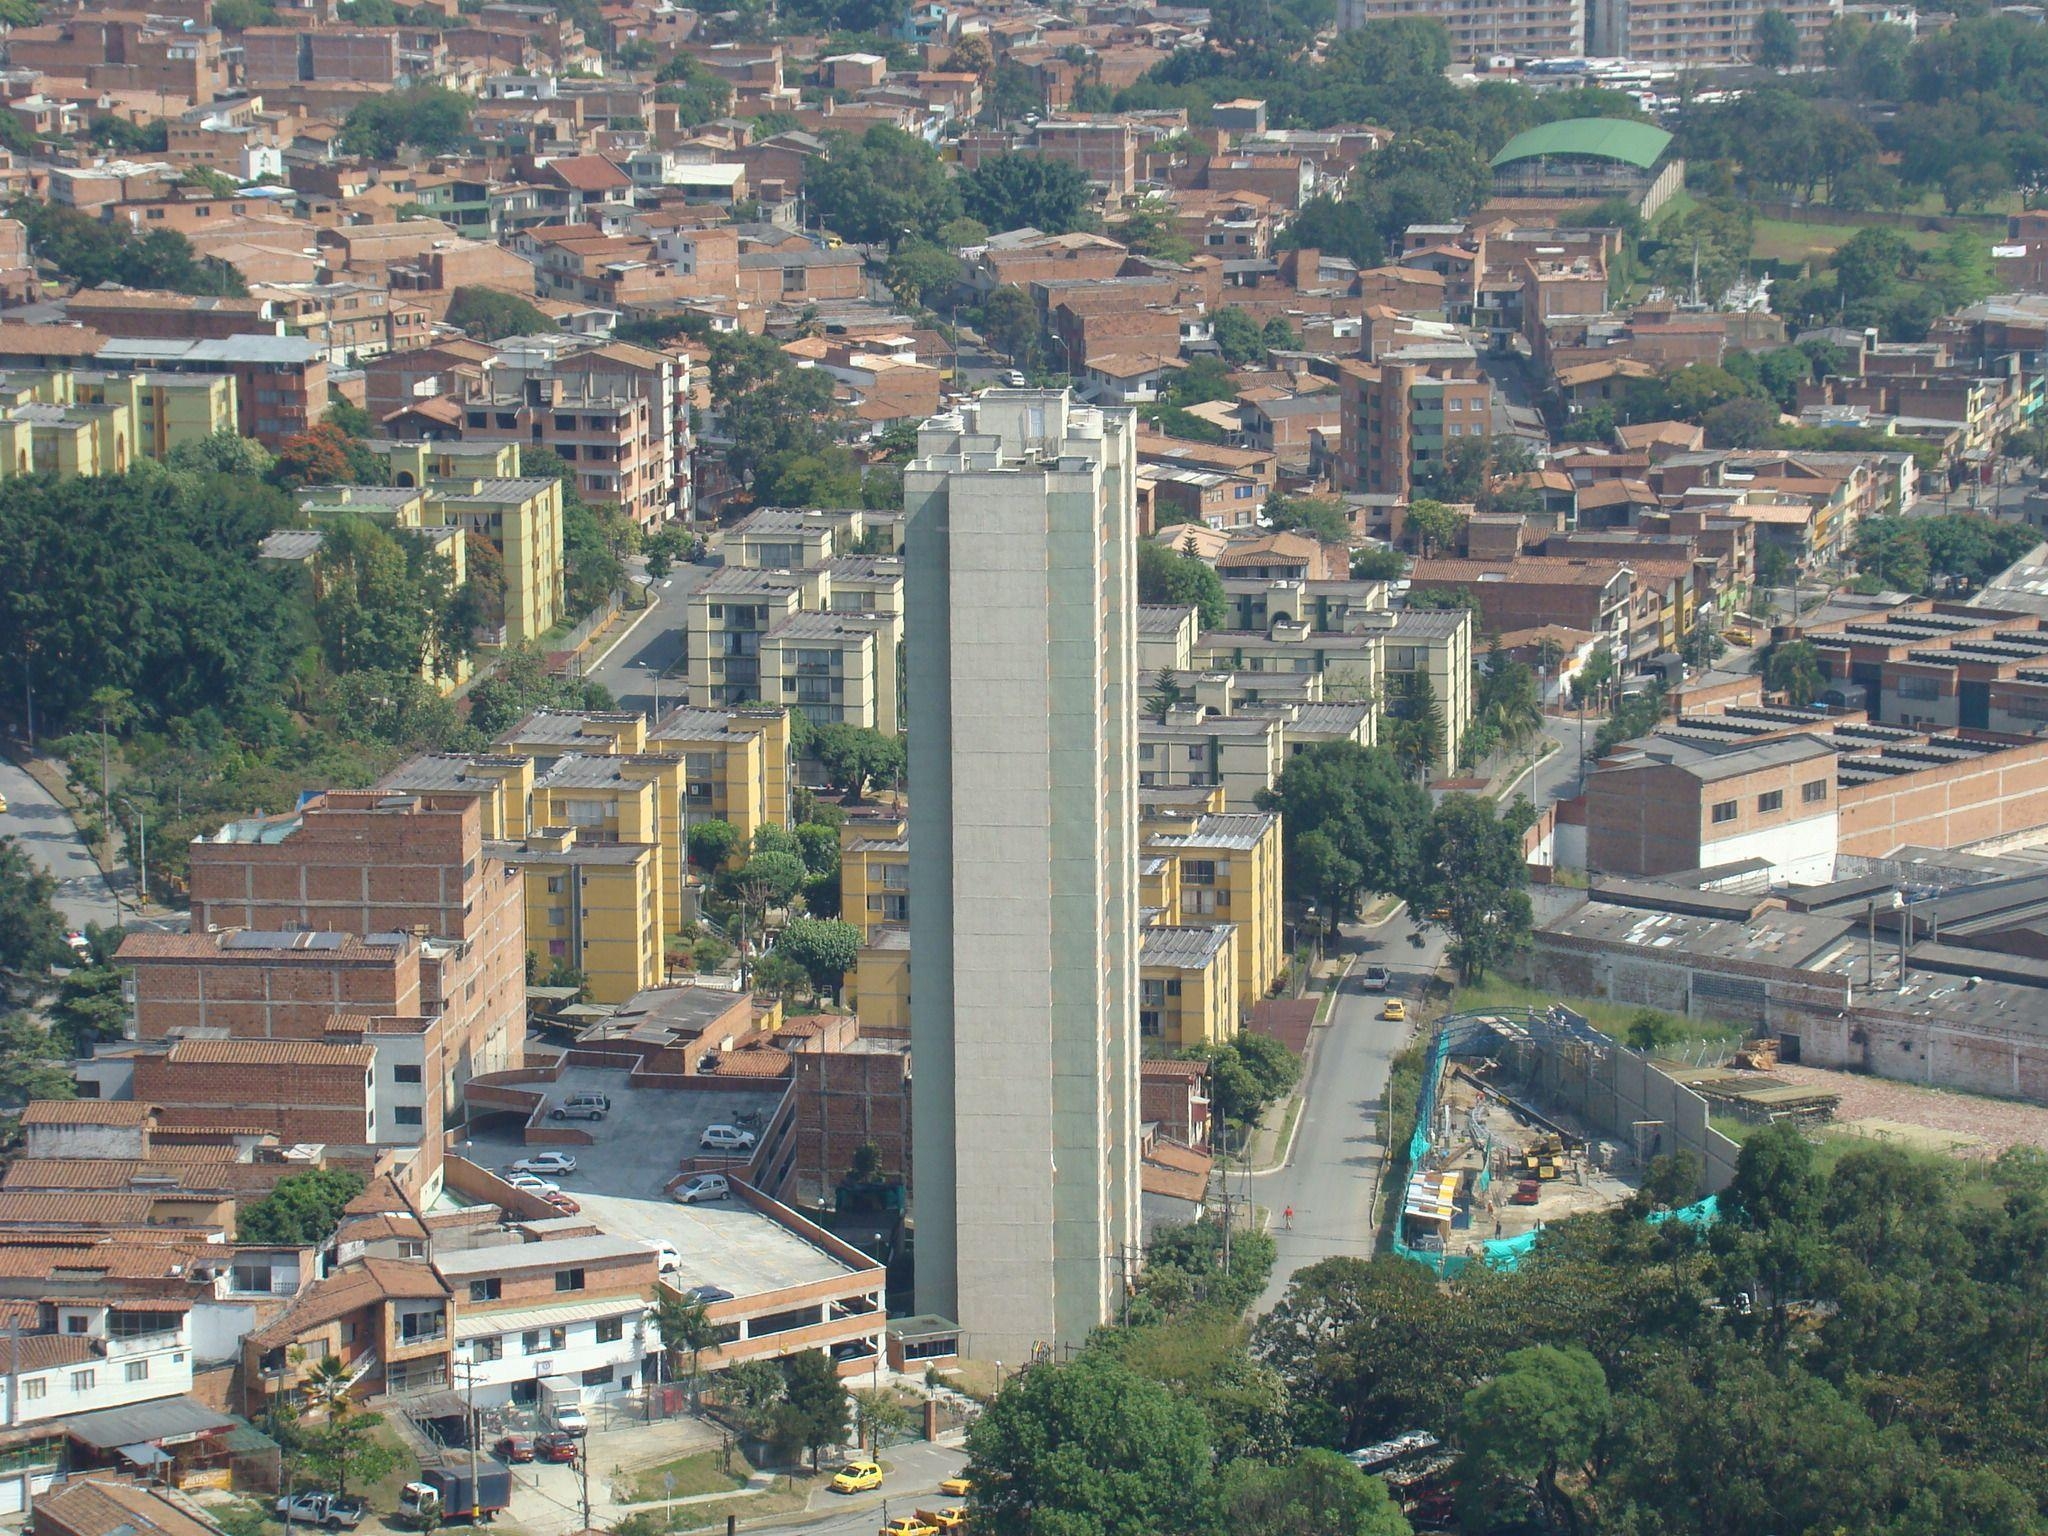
[454,1295,647,1341]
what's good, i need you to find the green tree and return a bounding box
[883,239,964,310]
[734,850,806,908]
[48,966,127,1056]
[1455,1345,1609,1533]
[778,1348,849,1470]
[1763,638,1824,706]
[1266,495,1351,544]
[0,1013,74,1104]
[296,1410,400,1497]
[336,86,472,159]
[0,840,67,992]
[960,152,1093,236]
[1276,196,1380,266]
[966,1353,1214,1536]
[1116,198,1195,262]
[1214,1449,1412,1536]
[1260,743,1429,933]
[1385,671,1446,781]
[1403,498,1463,556]
[811,723,905,800]
[311,516,442,677]
[1212,307,1268,366]
[654,1290,719,1402]
[807,125,959,245]
[235,1168,367,1245]
[1413,793,1535,982]
[1755,8,1800,67]
[773,917,861,998]
[1351,546,1406,581]
[685,819,738,873]
[1254,1256,1492,1450]
[979,285,1044,371]
[445,286,553,342]
[1137,541,1227,629]
[850,1387,912,1454]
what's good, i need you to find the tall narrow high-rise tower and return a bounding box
[904,390,1140,1358]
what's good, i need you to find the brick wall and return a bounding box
[131,1053,371,1143]
[782,1049,907,1204]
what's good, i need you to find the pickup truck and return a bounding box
[275,1493,367,1529]
[1361,964,1390,993]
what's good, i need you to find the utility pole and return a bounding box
[577,1440,591,1533]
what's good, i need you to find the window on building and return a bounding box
[547,876,565,893]
[524,1327,566,1354]
[394,1106,423,1126]
[62,1316,87,1335]
[70,1371,94,1392]
[555,1268,586,1293]
[596,1317,624,1344]
[1757,790,1784,813]
[472,1337,503,1363]
[470,1279,501,1303]
[1802,779,1829,803]
[20,1378,43,1401]
[393,1064,422,1084]
[581,1366,615,1388]
[1711,800,1737,824]
[124,1361,148,1383]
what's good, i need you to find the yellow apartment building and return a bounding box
[0,366,237,479]
[850,926,910,1037]
[377,755,537,838]
[1139,923,1239,1049]
[724,505,902,569]
[492,825,662,1004]
[358,439,567,644]
[647,705,791,846]
[838,807,909,942]
[75,370,238,456]
[1142,807,1285,1011]
[687,559,905,734]
[493,704,791,902]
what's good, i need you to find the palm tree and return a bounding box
[656,1292,720,1406]
[301,1353,354,1417]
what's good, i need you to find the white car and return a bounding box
[510,1153,578,1176]
[1003,369,1029,387]
[699,1125,757,1153]
[643,1240,683,1271]
[553,1406,589,1437]
[505,1174,559,1196]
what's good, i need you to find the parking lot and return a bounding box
[455,1067,845,1297]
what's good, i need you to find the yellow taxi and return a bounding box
[937,1475,972,1499]
[832,1461,884,1494]
[923,1510,968,1532]
[878,1520,932,1536]
[1380,999,1407,1022]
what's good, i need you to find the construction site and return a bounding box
[1397,1008,1655,1275]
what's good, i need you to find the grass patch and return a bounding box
[1450,977,1746,1049]
[642,1479,808,1533]
[624,1448,751,1503]
[1750,215,1951,264]
[1715,1114,2010,1211]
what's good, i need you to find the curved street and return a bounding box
[1254,908,1448,1310]
[0,754,121,932]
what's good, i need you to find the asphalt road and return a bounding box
[1500,713,1596,809]
[737,1441,969,1536]
[0,754,121,932]
[583,561,716,717]
[1254,909,1449,1311]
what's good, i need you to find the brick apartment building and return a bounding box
[1336,356,1496,500]
[186,790,527,1137]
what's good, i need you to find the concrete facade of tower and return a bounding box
[903,389,1142,1359]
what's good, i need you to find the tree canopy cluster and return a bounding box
[1259,741,1535,979]
[11,199,245,297]
[1853,512,2033,595]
